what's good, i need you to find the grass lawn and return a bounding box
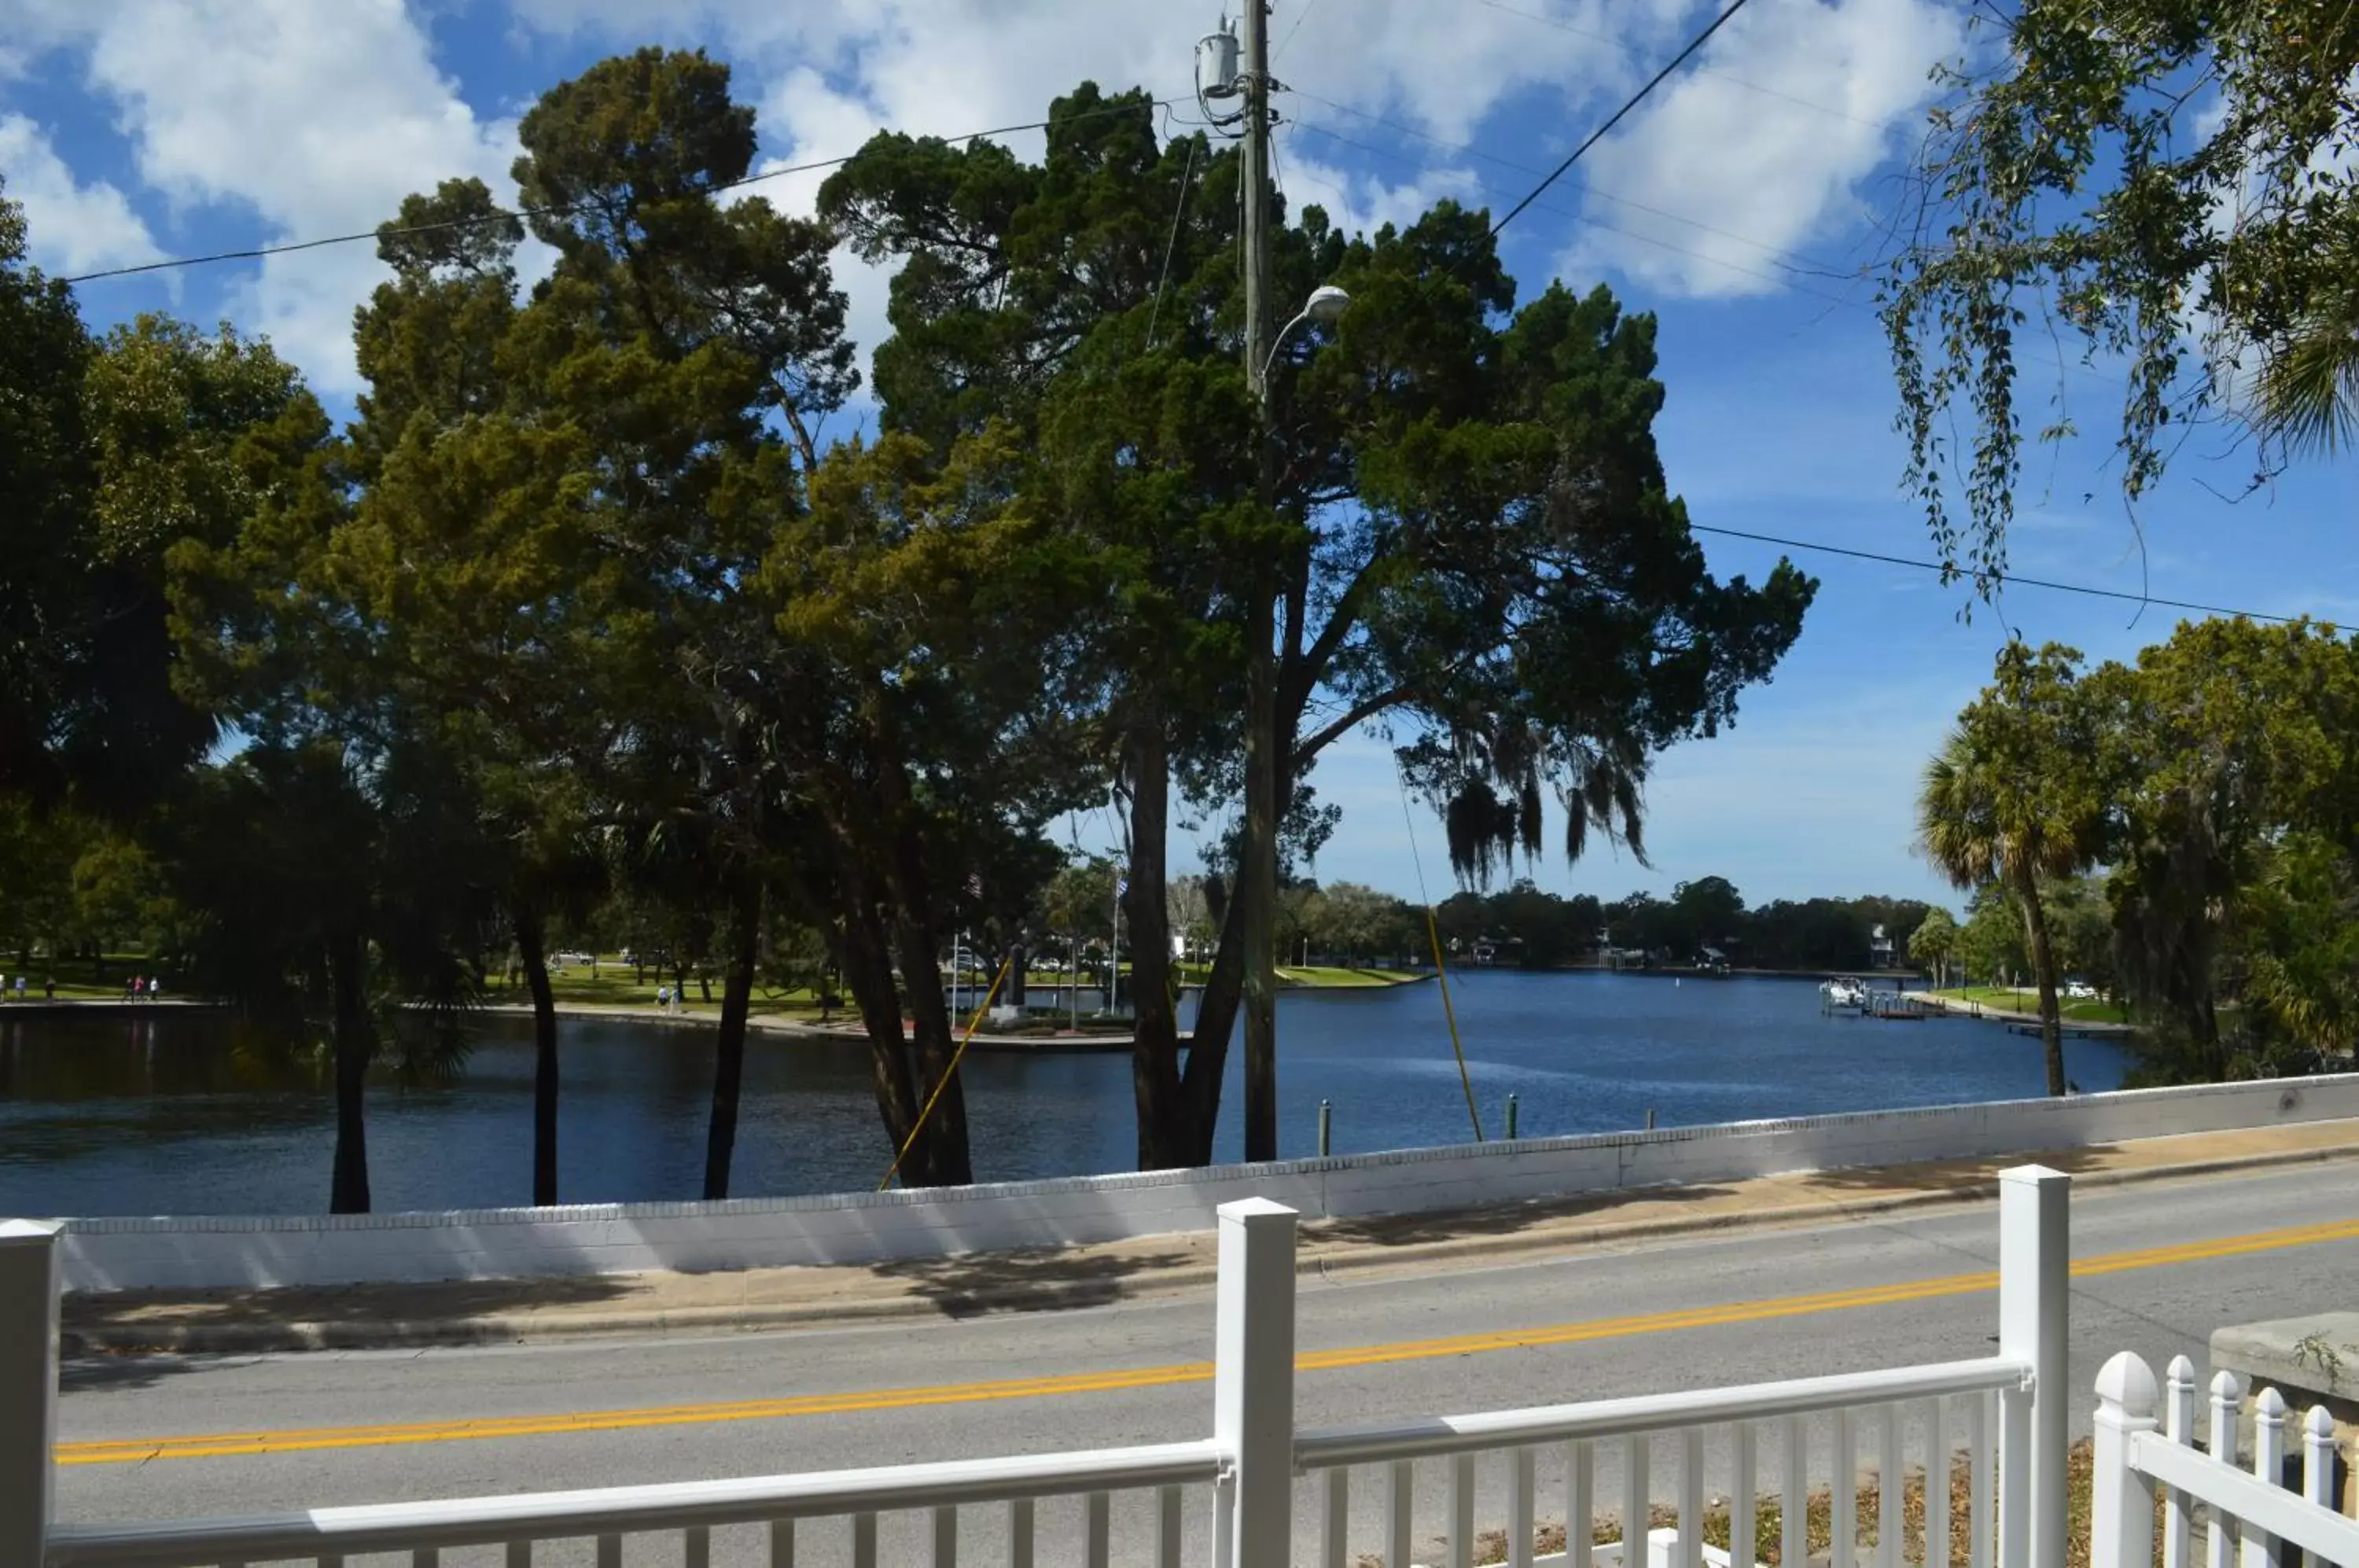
[1930,985,2129,1025]
[488,962,829,1021]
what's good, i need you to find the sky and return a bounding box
[6,0,2351,916]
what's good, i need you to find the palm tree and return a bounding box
[2254,251,2359,458]
[1917,646,2098,1095]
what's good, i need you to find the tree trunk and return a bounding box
[886,840,973,1185]
[327,930,372,1214]
[514,904,561,1206]
[701,880,763,1200]
[2013,870,2068,1096]
[1176,888,1246,1165]
[840,899,932,1185]
[1124,721,1188,1170]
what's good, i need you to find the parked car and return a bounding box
[2063,979,2097,1000]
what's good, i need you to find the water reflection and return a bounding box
[0,974,2130,1217]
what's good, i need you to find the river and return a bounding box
[0,974,2129,1216]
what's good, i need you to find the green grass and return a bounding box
[1930,985,2129,1025]
[487,961,830,1021]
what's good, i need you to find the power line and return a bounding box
[59,96,1185,286]
[1289,87,1860,287]
[1688,522,2298,624]
[1485,0,1755,243]
[1470,0,1885,131]
[1289,116,1865,311]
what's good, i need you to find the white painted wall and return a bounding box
[46,1075,2359,1293]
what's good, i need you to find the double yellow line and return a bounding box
[58,1214,2359,1467]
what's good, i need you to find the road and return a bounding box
[51,1164,2359,1566]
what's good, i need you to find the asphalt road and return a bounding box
[51,1163,2359,1566]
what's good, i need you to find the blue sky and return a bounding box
[6,0,2349,915]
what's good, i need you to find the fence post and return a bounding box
[2245,1388,2287,1568]
[1,1220,63,1568]
[1998,1165,2070,1568]
[1213,1198,1297,1568]
[2091,1353,2158,1568]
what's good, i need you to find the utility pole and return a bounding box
[1238,0,1280,1162]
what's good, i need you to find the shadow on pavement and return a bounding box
[866,1240,1201,1318]
[1309,1181,1737,1249]
[1791,1143,2125,1194]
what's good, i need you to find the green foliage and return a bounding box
[1883,0,2359,580]
[1906,905,1960,987]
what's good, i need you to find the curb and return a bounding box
[59,1140,2359,1357]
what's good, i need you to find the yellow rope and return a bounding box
[1425,906,1483,1143]
[878,954,1013,1191]
[1396,760,1484,1143]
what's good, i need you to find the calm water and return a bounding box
[0,974,2129,1216]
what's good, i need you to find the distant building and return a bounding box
[1869,923,1896,968]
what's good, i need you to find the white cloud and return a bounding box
[0,113,161,276]
[40,0,517,394]
[1560,0,1965,298]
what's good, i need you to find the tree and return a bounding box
[1301,882,1405,965]
[1907,906,1959,989]
[2085,618,2359,1075]
[823,87,1815,1169]
[1918,642,2101,1094]
[1883,0,2359,582]
[1956,884,2030,988]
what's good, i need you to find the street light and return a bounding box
[1258,284,1351,388]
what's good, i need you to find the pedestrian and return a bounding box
[43,975,54,999]
[657,984,671,1011]
[12,975,23,1002]
[148,976,161,999]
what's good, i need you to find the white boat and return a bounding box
[1820,977,1870,1009]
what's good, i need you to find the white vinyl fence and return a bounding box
[11,1172,2089,1568]
[2090,1350,2359,1568]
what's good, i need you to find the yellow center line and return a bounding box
[57,1213,2359,1466]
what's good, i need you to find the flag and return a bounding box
[1117,876,1128,896]
[964,873,983,899]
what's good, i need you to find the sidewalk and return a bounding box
[59,1117,2359,1355]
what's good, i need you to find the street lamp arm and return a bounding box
[1259,308,1315,389]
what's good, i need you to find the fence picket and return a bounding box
[1879,1402,1903,1568]
[1511,1446,1536,1568]
[505,1540,529,1568]
[1451,1452,1477,1568]
[2244,1389,2285,1568]
[1157,1485,1182,1568]
[1008,1497,1034,1568]
[1389,1459,1415,1568]
[2300,1406,2335,1568]
[933,1504,958,1568]
[1783,1415,1807,1568]
[1085,1489,1110,1568]
[1323,1466,1352,1568]
[2210,1371,2245,1568]
[852,1510,878,1568]
[597,1535,620,1568]
[2162,1356,2195,1568]
[1971,1392,1993,1568]
[1569,1439,1595,1568]
[771,1517,795,1568]
[1680,1428,1704,1568]
[1730,1423,1756,1568]
[1623,1435,1651,1565]
[687,1524,712,1568]
[1835,1408,1857,1568]
[1924,1397,1949,1568]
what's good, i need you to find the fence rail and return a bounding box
[15,1172,2090,1568]
[42,1441,1221,1568]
